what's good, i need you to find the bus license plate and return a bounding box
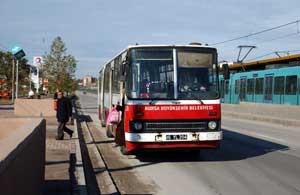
[166,134,188,141]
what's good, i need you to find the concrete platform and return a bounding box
[14,98,56,117]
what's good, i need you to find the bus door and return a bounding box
[264,74,274,103]
[239,77,247,102]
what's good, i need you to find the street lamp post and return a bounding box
[15,60,19,98]
[9,45,26,100]
[11,59,15,102]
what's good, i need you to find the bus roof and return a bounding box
[98,44,216,73]
[126,44,215,49]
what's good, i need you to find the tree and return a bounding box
[43,36,77,94]
[0,51,30,97]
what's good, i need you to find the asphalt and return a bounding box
[78,92,300,195]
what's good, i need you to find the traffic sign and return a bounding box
[33,56,43,67]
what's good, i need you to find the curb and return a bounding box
[70,115,88,195]
[80,116,119,195]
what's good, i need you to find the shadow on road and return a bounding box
[135,129,289,163]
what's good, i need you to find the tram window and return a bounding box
[220,80,224,97]
[285,75,297,95]
[255,78,264,94]
[274,76,284,95]
[247,78,254,94]
[265,76,273,97]
[299,78,300,93]
[225,80,229,94]
[235,80,239,94]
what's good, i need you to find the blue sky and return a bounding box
[1,0,300,78]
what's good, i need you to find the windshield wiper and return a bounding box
[189,93,204,104]
[149,99,156,105]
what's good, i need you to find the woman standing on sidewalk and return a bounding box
[56,90,73,140]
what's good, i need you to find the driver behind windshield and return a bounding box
[178,69,208,93]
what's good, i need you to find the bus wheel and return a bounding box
[106,128,114,138]
[120,146,131,155]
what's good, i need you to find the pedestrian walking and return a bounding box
[56,90,73,140]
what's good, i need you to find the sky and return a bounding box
[1,0,300,78]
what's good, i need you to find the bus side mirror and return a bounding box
[223,64,230,80]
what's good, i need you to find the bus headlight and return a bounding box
[133,121,143,131]
[208,121,217,130]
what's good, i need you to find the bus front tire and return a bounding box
[120,146,131,155]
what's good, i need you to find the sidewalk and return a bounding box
[43,118,73,195]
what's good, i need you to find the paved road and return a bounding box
[78,92,300,195]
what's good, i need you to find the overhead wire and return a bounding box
[209,19,300,46]
[254,32,300,45]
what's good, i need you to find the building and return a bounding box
[82,75,97,87]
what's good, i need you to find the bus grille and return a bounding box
[144,121,207,131]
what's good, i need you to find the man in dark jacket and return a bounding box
[56,91,73,140]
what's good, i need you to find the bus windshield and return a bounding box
[127,48,174,99]
[177,49,218,100]
[127,47,218,100]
